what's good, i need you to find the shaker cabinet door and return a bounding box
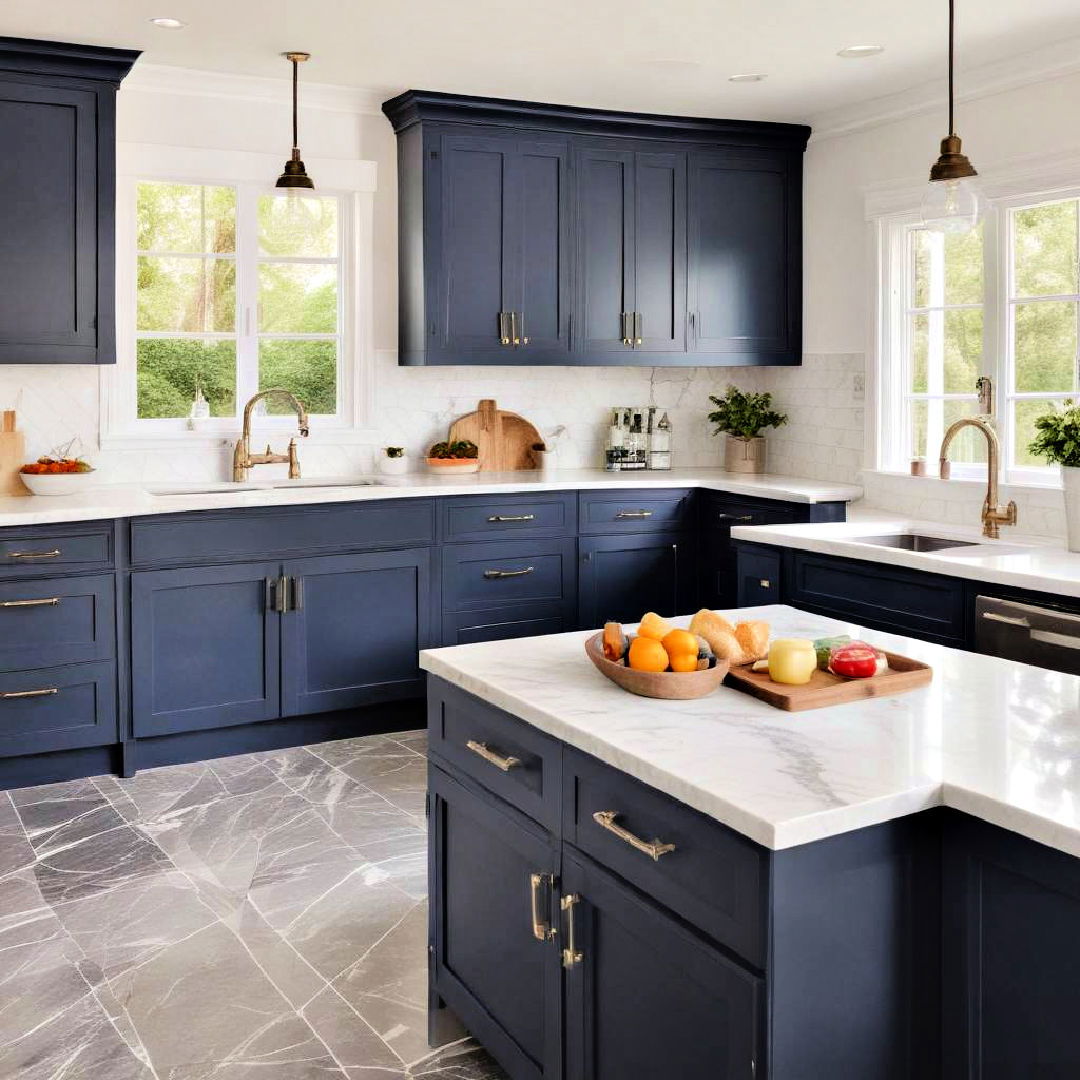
[562,850,761,1080]
[688,150,800,363]
[430,764,562,1080]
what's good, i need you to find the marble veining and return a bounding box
[420,604,1080,856]
[0,731,507,1080]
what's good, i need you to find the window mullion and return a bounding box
[235,184,260,414]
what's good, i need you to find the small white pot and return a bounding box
[1063,465,1080,552]
[723,435,767,474]
[377,454,410,477]
[533,448,557,477]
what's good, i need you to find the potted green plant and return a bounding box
[426,439,481,475]
[1027,399,1080,551]
[377,446,409,477]
[707,387,788,474]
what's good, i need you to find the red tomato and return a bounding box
[829,644,878,679]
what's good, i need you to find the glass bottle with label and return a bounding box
[650,411,672,470]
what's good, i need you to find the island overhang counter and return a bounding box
[420,604,1080,1080]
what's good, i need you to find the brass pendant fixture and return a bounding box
[922,0,980,232]
[277,51,315,190]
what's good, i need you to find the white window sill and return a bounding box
[864,468,1063,494]
[99,426,381,452]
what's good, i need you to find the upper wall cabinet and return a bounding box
[382,91,809,367]
[0,38,139,365]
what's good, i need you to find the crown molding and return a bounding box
[810,35,1080,143]
[123,62,385,116]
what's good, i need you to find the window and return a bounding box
[134,180,343,427]
[880,191,1080,483]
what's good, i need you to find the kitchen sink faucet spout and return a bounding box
[938,416,1017,539]
[233,389,310,482]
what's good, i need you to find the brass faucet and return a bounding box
[938,416,1017,539]
[233,389,310,482]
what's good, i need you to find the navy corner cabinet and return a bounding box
[0,37,138,365]
[382,90,809,367]
[0,487,843,788]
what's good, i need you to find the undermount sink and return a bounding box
[852,533,981,553]
[145,483,261,496]
[265,477,377,489]
[146,477,377,496]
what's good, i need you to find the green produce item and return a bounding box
[813,634,852,670]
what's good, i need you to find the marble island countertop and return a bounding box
[0,468,862,529]
[420,604,1080,856]
[731,505,1080,599]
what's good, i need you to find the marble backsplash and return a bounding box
[0,352,866,485]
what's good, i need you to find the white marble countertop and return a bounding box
[731,505,1080,599]
[420,604,1080,856]
[0,468,862,529]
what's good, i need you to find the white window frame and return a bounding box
[876,182,1080,487]
[102,144,378,449]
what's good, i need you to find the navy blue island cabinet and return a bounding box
[382,91,810,367]
[428,677,1080,1080]
[0,37,138,365]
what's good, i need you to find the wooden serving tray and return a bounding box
[725,651,932,712]
[448,399,542,471]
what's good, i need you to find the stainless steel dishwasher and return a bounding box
[975,595,1080,675]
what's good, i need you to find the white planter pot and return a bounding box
[723,435,767,474]
[1063,466,1080,552]
[377,455,410,477]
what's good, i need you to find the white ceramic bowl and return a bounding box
[19,470,97,496]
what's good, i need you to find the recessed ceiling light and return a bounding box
[837,44,884,58]
[149,16,187,29]
[728,73,767,83]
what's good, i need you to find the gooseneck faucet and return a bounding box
[938,416,1017,539]
[233,389,310,482]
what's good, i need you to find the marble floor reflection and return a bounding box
[0,731,508,1079]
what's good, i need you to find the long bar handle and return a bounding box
[530,873,556,942]
[0,597,60,608]
[634,311,643,346]
[482,566,535,579]
[592,810,676,862]
[275,574,290,614]
[561,893,583,968]
[466,739,521,772]
[981,611,1029,628]
[1,687,59,700]
[716,513,754,523]
[511,311,521,347]
[487,514,535,523]
[620,312,632,347]
[615,509,653,519]
[7,549,61,560]
[498,311,511,346]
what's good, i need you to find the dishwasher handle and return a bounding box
[975,595,1080,675]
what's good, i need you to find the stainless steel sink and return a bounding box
[146,483,261,496]
[266,478,377,489]
[853,533,980,553]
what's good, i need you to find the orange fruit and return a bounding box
[628,636,669,673]
[637,612,672,640]
[661,628,698,657]
[668,653,699,673]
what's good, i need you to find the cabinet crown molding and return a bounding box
[0,36,140,84]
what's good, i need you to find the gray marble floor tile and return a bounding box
[0,792,34,879]
[358,757,428,818]
[386,730,428,756]
[409,1040,507,1079]
[302,985,403,1072]
[309,737,426,790]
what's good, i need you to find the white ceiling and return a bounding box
[2,0,1079,125]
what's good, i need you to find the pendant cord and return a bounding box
[948,0,955,136]
[292,58,299,149]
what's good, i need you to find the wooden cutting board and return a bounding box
[0,411,28,497]
[447,399,542,471]
[725,651,932,712]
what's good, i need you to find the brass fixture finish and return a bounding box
[277,52,315,190]
[0,597,60,608]
[496,312,529,347]
[561,893,583,968]
[1,687,58,700]
[927,0,978,184]
[529,873,557,942]
[465,739,521,772]
[938,416,1018,539]
[487,514,535,523]
[7,549,61,559]
[615,509,653,519]
[232,389,310,482]
[592,810,676,861]
[482,566,535,579]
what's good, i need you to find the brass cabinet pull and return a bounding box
[487,514,535,523]
[511,311,521,347]
[716,513,754,523]
[592,810,676,862]
[7,549,61,560]
[1,687,59,700]
[634,311,643,346]
[759,579,771,589]
[482,566,534,580]
[0,597,60,608]
[465,739,521,772]
[275,573,290,614]
[530,873,556,942]
[615,509,653,519]
[498,311,511,346]
[561,893,583,968]
[291,576,304,612]
[620,312,632,347]
[265,577,275,612]
[516,311,528,346]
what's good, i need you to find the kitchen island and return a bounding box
[420,605,1080,1079]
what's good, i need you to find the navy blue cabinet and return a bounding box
[0,38,137,364]
[383,91,810,367]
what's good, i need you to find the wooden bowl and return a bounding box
[426,457,481,475]
[584,633,729,700]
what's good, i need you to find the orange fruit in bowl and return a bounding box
[661,628,697,657]
[637,612,672,641]
[628,636,669,673]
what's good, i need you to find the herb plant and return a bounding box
[384,446,405,458]
[707,387,788,441]
[428,439,479,460]
[1027,400,1080,468]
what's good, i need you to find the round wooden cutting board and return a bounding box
[447,399,542,471]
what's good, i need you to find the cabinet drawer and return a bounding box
[440,493,576,541]
[442,604,569,646]
[735,545,783,607]
[428,679,561,830]
[0,525,113,577]
[130,499,435,566]
[701,491,803,529]
[790,552,966,644]
[578,489,692,533]
[0,574,115,672]
[564,748,767,967]
[442,538,576,612]
[0,661,117,756]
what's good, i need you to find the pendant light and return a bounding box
[921,0,980,233]
[277,51,315,191]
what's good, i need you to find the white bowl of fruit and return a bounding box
[19,456,96,496]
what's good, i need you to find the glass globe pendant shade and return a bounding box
[921,175,981,234]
